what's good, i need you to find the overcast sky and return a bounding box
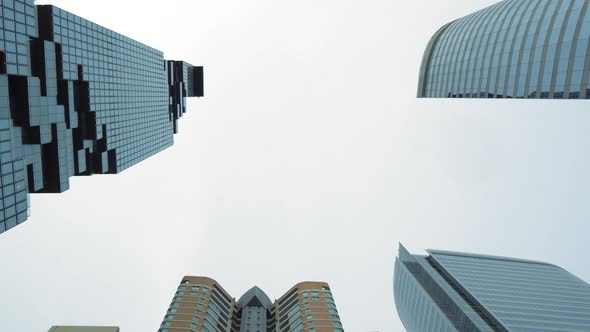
[1,0,589,331]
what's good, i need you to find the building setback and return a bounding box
[159,276,344,332]
[0,0,203,234]
[394,244,590,332]
[418,0,590,99]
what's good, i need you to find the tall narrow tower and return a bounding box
[159,276,344,332]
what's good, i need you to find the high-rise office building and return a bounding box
[0,1,203,234]
[394,244,590,332]
[418,0,590,99]
[159,276,344,332]
[48,327,119,332]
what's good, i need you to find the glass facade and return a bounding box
[159,277,344,332]
[418,0,590,99]
[0,1,203,234]
[394,244,590,332]
[394,245,496,332]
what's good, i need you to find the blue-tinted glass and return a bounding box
[419,0,590,100]
[434,18,465,97]
[0,2,203,233]
[432,253,590,331]
[503,1,538,97]
[448,10,483,97]
[466,3,504,97]
[455,8,489,97]
[471,2,506,97]
[395,245,590,332]
[487,0,523,97]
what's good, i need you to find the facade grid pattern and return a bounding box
[0,1,203,234]
[418,0,590,99]
[430,252,590,331]
[394,244,590,332]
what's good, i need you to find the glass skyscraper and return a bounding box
[0,0,203,234]
[418,0,590,99]
[159,276,344,332]
[394,244,590,332]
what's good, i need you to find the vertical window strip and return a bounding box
[477,0,519,97]
[431,20,463,97]
[561,0,588,98]
[580,12,590,97]
[428,24,456,97]
[523,0,553,97]
[535,0,567,97]
[463,3,503,97]
[455,8,492,97]
[444,14,480,97]
[485,0,523,98]
[469,2,506,97]
[448,9,485,97]
[496,1,534,98]
[433,19,465,97]
[425,25,446,97]
[569,2,590,97]
[513,0,547,98]
[548,0,577,98]
[422,23,452,97]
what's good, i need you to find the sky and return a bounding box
[1,0,590,331]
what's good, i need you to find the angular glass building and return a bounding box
[394,244,590,332]
[0,1,203,234]
[159,276,344,332]
[418,0,590,99]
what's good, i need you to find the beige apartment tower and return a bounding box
[159,276,344,332]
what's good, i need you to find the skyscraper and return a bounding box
[48,327,119,332]
[418,0,590,99]
[0,1,203,234]
[159,276,344,332]
[394,244,590,332]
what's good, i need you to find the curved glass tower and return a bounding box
[418,0,590,99]
[394,244,590,332]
